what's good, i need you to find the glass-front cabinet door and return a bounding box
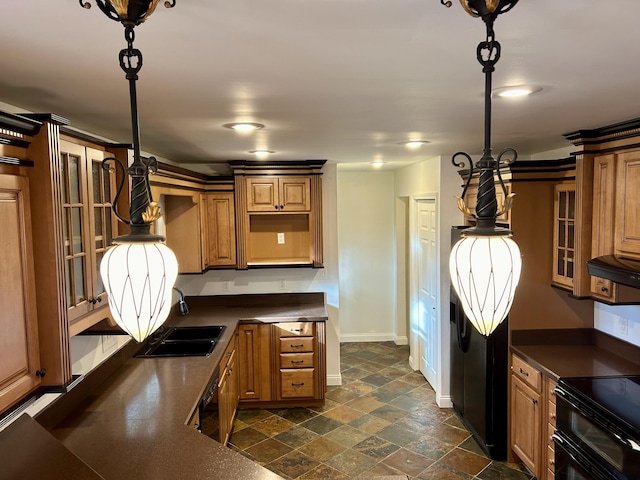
[60,139,116,332]
[552,182,576,289]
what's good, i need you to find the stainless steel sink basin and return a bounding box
[135,325,226,358]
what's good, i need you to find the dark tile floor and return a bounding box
[202,342,534,480]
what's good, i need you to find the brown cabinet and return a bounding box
[591,153,617,301]
[238,320,326,408]
[59,138,117,335]
[246,176,311,212]
[218,331,239,445]
[232,161,324,269]
[238,323,273,402]
[510,356,542,478]
[546,378,557,480]
[204,192,236,267]
[615,150,640,260]
[276,322,319,400]
[0,174,42,413]
[551,182,576,289]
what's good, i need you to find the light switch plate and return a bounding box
[277,232,285,244]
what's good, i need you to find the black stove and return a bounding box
[554,375,640,480]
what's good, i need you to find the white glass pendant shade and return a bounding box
[449,234,521,336]
[100,241,178,342]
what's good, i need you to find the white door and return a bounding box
[417,199,438,388]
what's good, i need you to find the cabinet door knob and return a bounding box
[601,286,608,292]
[275,205,279,210]
[280,205,284,209]
[532,399,538,405]
[36,368,46,378]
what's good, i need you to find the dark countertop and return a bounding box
[41,293,328,480]
[510,328,640,380]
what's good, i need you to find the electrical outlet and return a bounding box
[279,280,286,290]
[617,317,629,336]
[102,335,118,353]
[223,281,230,292]
[277,232,285,244]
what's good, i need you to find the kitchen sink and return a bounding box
[135,325,226,358]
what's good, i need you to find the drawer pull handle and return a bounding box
[291,343,304,348]
[550,413,556,420]
[532,399,538,405]
[291,360,305,364]
[291,382,305,387]
[519,367,529,377]
[290,328,303,332]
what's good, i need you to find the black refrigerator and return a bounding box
[450,226,508,460]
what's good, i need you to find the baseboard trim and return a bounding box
[326,374,342,386]
[394,335,408,346]
[340,333,395,342]
[437,394,453,409]
[408,355,418,371]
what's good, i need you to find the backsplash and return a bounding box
[595,303,640,346]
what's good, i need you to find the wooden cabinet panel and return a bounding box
[552,182,576,289]
[205,192,236,267]
[279,337,315,353]
[0,174,41,414]
[59,139,116,336]
[218,332,239,446]
[276,322,315,337]
[246,176,310,212]
[280,353,314,368]
[238,323,272,402]
[591,154,617,301]
[615,150,640,259]
[511,374,542,478]
[279,369,316,398]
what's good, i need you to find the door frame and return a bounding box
[408,194,440,387]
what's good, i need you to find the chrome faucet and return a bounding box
[173,287,189,315]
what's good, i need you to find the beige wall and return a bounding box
[337,170,396,341]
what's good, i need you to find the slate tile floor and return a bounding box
[202,342,535,480]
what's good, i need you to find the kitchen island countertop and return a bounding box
[40,293,328,480]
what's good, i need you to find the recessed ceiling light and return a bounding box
[249,150,275,159]
[223,122,265,132]
[398,140,430,149]
[371,161,385,168]
[493,85,542,98]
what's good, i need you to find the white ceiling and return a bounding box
[2,1,640,173]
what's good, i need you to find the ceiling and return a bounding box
[2,1,640,174]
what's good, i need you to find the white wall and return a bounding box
[179,163,342,385]
[337,170,397,342]
[395,156,463,407]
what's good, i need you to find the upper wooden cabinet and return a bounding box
[59,139,117,334]
[564,119,640,302]
[615,150,640,259]
[246,176,311,212]
[231,160,325,269]
[551,182,576,290]
[0,173,42,414]
[204,192,236,268]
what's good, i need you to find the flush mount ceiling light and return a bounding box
[493,85,543,98]
[80,0,179,343]
[223,122,265,132]
[371,161,385,168]
[398,140,430,149]
[249,150,275,159]
[442,0,522,337]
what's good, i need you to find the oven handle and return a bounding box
[555,386,640,452]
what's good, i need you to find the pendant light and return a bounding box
[80,0,179,342]
[443,0,522,336]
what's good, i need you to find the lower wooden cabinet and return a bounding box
[510,354,544,479]
[218,331,239,445]
[546,378,557,480]
[238,320,326,408]
[0,174,42,414]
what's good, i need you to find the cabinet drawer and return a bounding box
[547,422,555,447]
[548,400,556,427]
[280,337,314,353]
[547,445,555,474]
[548,378,557,404]
[280,369,315,398]
[277,322,315,337]
[512,355,542,392]
[280,352,315,368]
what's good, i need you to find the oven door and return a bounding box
[553,432,619,480]
[555,387,640,479]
